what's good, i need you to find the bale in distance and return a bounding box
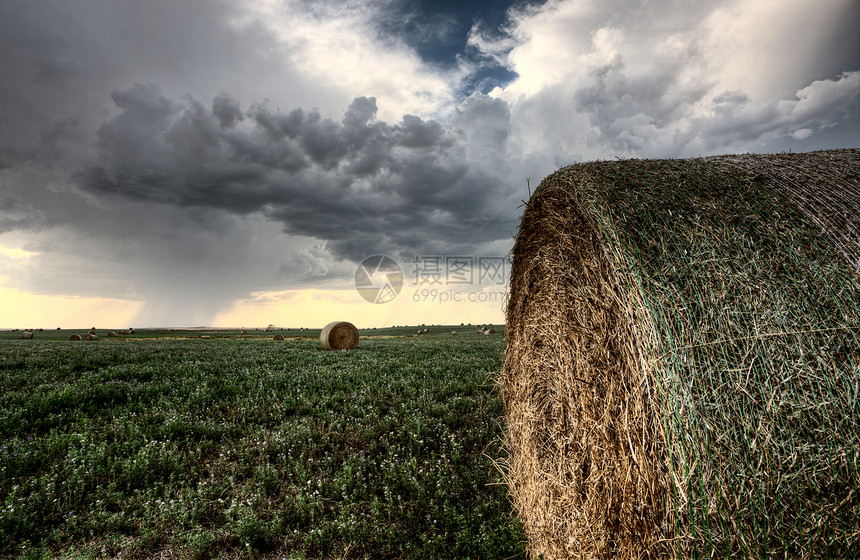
[69,334,82,341]
[320,321,359,350]
[84,334,98,341]
[21,331,34,339]
[504,150,860,559]
[273,334,285,341]
[106,332,116,338]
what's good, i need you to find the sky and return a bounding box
[0,0,858,329]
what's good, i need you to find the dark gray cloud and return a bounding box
[73,85,517,265]
[0,0,339,170]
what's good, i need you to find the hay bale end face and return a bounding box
[320,321,359,350]
[504,150,860,559]
[68,334,82,341]
[273,334,285,341]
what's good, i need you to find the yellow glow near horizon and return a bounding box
[0,286,144,329]
[0,245,39,259]
[0,286,505,330]
[214,287,506,329]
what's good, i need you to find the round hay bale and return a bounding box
[240,329,247,335]
[106,332,116,338]
[320,321,359,350]
[68,334,82,341]
[504,150,860,559]
[273,334,285,341]
[450,331,457,335]
[84,334,98,341]
[88,330,97,336]
[485,328,495,334]
[21,331,34,339]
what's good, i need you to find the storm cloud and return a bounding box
[74,84,516,264]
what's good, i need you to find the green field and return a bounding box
[0,328,523,559]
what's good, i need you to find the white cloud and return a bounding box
[245,0,460,122]
[483,0,859,161]
[698,0,857,102]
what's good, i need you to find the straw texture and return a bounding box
[503,149,859,559]
[320,321,360,350]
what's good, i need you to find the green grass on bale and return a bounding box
[0,332,523,559]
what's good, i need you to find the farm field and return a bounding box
[0,328,523,559]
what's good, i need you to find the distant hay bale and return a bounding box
[485,329,496,335]
[88,330,97,336]
[504,150,860,559]
[273,334,285,341]
[21,331,34,339]
[68,334,82,341]
[450,331,457,335]
[106,332,116,338]
[240,329,247,335]
[83,334,98,341]
[320,321,359,350]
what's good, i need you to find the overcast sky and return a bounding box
[1,0,858,327]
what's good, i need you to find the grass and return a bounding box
[0,329,524,559]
